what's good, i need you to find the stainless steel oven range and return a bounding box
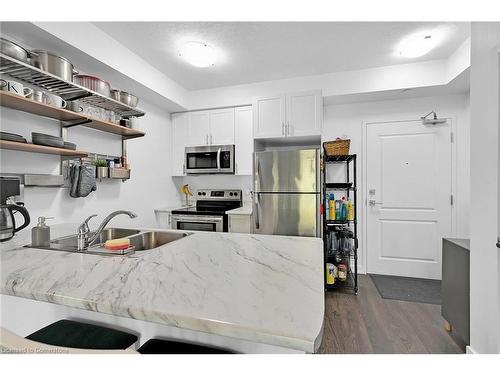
[171,189,242,232]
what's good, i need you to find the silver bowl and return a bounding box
[118,91,139,108]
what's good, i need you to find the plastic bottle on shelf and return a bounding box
[326,263,336,285]
[325,194,330,221]
[341,196,347,220]
[347,199,354,221]
[335,199,341,220]
[329,193,336,220]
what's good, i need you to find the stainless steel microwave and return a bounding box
[185,145,235,174]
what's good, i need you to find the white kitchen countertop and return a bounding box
[0,224,324,353]
[226,202,253,216]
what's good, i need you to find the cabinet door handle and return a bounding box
[287,122,292,136]
[183,164,185,175]
[210,134,213,144]
[368,200,383,206]
[281,122,285,136]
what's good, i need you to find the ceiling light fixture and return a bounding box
[398,34,436,58]
[179,41,216,68]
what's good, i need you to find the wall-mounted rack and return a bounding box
[0,139,87,157]
[0,91,145,140]
[0,173,64,187]
[61,152,131,183]
[0,53,145,118]
[1,52,146,185]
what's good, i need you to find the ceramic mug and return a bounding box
[67,101,84,113]
[44,92,67,109]
[0,78,33,98]
[26,90,49,103]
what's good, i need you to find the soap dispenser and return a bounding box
[32,217,52,247]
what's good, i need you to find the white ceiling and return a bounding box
[94,22,470,91]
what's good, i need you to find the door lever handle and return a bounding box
[368,200,383,206]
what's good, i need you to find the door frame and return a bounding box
[361,115,458,275]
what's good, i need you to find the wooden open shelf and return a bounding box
[0,91,145,139]
[0,140,88,157]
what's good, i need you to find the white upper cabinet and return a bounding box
[253,95,286,138]
[286,90,322,137]
[187,108,235,146]
[234,106,253,175]
[187,110,210,146]
[253,90,322,139]
[210,108,235,145]
[171,112,189,176]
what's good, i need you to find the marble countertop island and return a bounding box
[0,225,324,353]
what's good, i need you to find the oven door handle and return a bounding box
[217,147,221,170]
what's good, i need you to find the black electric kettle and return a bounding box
[0,177,30,242]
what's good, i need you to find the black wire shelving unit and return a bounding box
[322,154,358,294]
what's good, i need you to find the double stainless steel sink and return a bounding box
[34,228,191,255]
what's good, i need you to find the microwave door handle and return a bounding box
[217,147,221,170]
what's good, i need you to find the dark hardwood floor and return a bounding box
[317,275,464,354]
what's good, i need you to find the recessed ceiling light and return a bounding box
[179,41,216,68]
[398,34,436,58]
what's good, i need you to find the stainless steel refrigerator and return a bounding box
[253,148,320,237]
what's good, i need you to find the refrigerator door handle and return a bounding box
[254,193,260,229]
[256,159,262,192]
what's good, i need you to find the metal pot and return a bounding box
[118,91,139,108]
[0,37,29,63]
[96,167,109,179]
[30,50,78,82]
[110,89,120,101]
[74,75,111,97]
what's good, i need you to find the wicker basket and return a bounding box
[323,139,351,156]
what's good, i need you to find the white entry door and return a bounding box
[366,120,453,279]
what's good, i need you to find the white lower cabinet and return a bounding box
[234,106,253,175]
[228,214,253,234]
[171,113,189,176]
[155,211,172,228]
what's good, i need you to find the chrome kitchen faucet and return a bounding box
[77,210,138,251]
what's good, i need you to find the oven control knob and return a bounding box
[229,192,233,196]
[198,192,202,196]
[202,192,206,196]
[234,191,238,196]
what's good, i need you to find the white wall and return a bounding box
[0,99,178,230]
[171,175,253,206]
[322,93,470,273]
[469,22,500,354]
